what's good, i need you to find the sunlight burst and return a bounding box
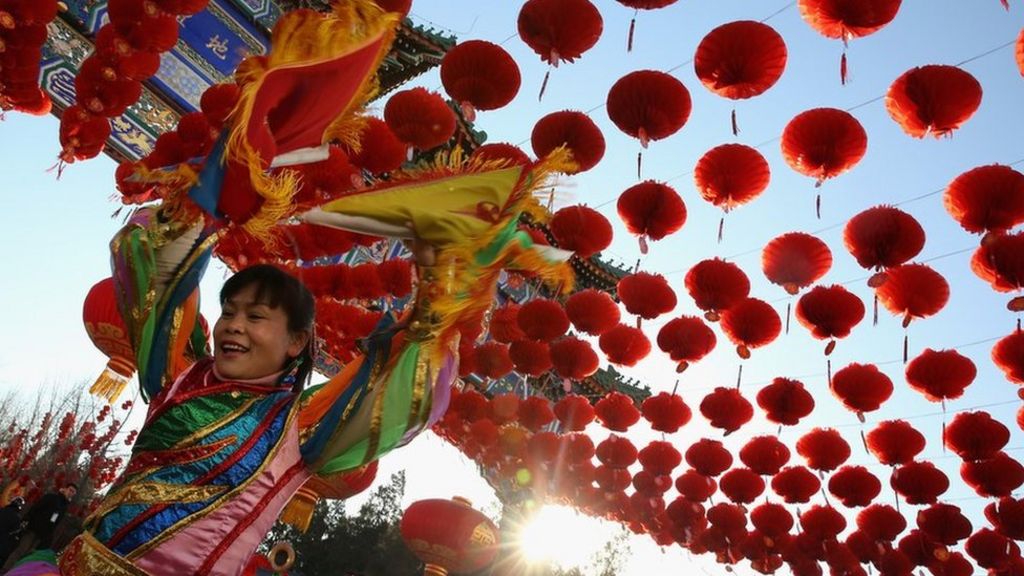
[517,505,618,569]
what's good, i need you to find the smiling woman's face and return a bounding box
[213,283,306,381]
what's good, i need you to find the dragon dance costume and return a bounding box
[58,4,574,574]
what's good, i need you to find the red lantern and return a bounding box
[641,392,691,433]
[489,304,526,344]
[83,278,136,402]
[972,231,1024,305]
[685,439,734,477]
[694,20,787,134]
[830,362,893,416]
[596,434,638,469]
[685,258,751,322]
[517,0,603,67]
[550,336,599,381]
[598,324,651,367]
[797,0,902,83]
[384,88,457,150]
[751,503,794,539]
[595,391,641,432]
[891,461,949,505]
[617,272,676,322]
[874,263,950,327]
[945,411,1010,461]
[772,466,822,504]
[905,348,976,402]
[440,40,520,120]
[531,110,605,173]
[348,117,406,175]
[795,285,865,354]
[781,107,868,202]
[1018,26,1024,76]
[639,441,682,476]
[694,143,771,216]
[474,342,513,380]
[843,205,926,286]
[489,394,520,425]
[918,503,973,545]
[400,497,500,575]
[554,395,595,431]
[59,105,112,162]
[762,232,833,295]
[549,205,613,257]
[656,316,716,373]
[865,420,925,466]
[985,497,1024,540]
[518,396,555,432]
[700,387,754,434]
[719,297,782,358]
[756,378,815,426]
[606,70,691,149]
[509,339,552,377]
[800,505,847,541]
[675,470,717,502]
[962,451,1024,498]
[720,468,765,505]
[739,436,791,476]
[857,504,906,543]
[200,83,241,128]
[886,65,982,138]
[965,528,1018,571]
[828,466,881,508]
[517,299,569,341]
[471,143,531,167]
[617,180,686,253]
[796,428,850,473]
[944,164,1024,236]
[565,289,620,336]
[993,329,1024,384]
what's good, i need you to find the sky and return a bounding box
[2,0,1024,574]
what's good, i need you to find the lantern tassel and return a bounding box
[815,192,822,219]
[538,69,550,101]
[785,301,791,334]
[637,151,643,180]
[731,108,739,136]
[873,294,879,326]
[840,51,848,85]
[941,400,947,454]
[860,429,869,454]
[717,216,725,244]
[279,487,318,532]
[88,367,130,404]
[902,332,909,364]
[736,363,743,389]
[627,13,636,52]
[827,358,832,387]
[638,234,649,254]
[1002,0,1009,9]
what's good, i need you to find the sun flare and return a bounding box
[517,505,619,569]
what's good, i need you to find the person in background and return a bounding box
[0,498,25,566]
[1,515,82,576]
[1,485,76,571]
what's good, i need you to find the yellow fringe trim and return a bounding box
[279,486,318,533]
[89,367,131,404]
[225,1,399,243]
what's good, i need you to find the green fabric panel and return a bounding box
[134,392,245,451]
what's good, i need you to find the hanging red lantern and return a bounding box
[489,394,520,425]
[617,181,686,253]
[720,468,766,505]
[107,0,180,53]
[440,40,521,121]
[830,362,893,416]
[985,497,1024,540]
[452,389,490,423]
[694,143,771,228]
[795,285,865,354]
[762,232,833,295]
[781,108,868,204]
[554,395,595,431]
[856,504,906,543]
[945,411,1010,461]
[617,272,677,322]
[675,470,717,502]
[474,342,514,380]
[962,452,1024,498]
[700,387,754,434]
[59,105,112,163]
[800,505,848,543]
[641,392,691,433]
[517,0,602,67]
[384,87,457,151]
[739,436,791,476]
[518,396,555,432]
[348,117,407,175]
[843,205,926,287]
[639,441,683,476]
[886,65,982,138]
[517,299,570,342]
[400,497,500,575]
[750,503,794,539]
[891,461,949,505]
[656,316,716,373]
[374,0,412,15]
[918,503,973,546]
[596,434,638,469]
[471,143,532,167]
[797,0,902,83]
[972,231,1024,311]
[865,420,925,466]
[685,258,751,322]
[694,20,787,134]
[489,304,526,344]
[944,164,1024,236]
[614,0,677,50]
[83,277,137,402]
[828,466,881,508]
[719,297,782,359]
[531,110,606,173]
[966,528,1018,571]
[595,391,641,432]
[549,205,613,257]
[565,289,621,336]
[771,466,822,504]
[706,502,748,543]
[756,378,815,426]
[199,83,241,128]
[509,339,552,377]
[606,70,691,150]
[550,336,600,381]
[905,348,977,402]
[598,324,651,366]
[993,329,1024,384]
[685,439,733,478]
[875,263,950,327]
[796,428,851,473]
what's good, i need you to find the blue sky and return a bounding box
[2,0,1024,573]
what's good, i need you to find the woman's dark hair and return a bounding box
[220,264,316,391]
